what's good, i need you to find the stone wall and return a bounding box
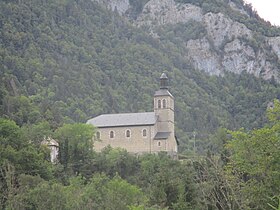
[94,124,177,155]
[94,125,157,153]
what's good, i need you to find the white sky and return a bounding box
[244,0,280,26]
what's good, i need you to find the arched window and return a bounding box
[96,131,101,139]
[109,131,114,139]
[162,99,167,108]
[158,141,161,146]
[126,130,131,138]
[142,129,147,137]
[158,99,161,109]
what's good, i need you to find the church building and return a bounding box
[87,73,178,157]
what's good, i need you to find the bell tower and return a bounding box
[154,73,174,133]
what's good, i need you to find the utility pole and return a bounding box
[193,131,196,155]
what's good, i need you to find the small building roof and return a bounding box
[154,89,173,98]
[154,132,171,140]
[41,137,59,147]
[160,73,168,79]
[87,112,157,128]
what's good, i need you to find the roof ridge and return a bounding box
[99,111,155,116]
[87,112,157,128]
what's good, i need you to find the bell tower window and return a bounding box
[162,99,167,108]
[158,99,161,109]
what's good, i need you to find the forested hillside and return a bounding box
[1,0,280,209]
[1,102,280,209]
[1,0,280,153]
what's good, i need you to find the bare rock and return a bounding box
[136,0,203,26]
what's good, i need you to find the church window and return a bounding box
[158,99,161,108]
[142,129,147,137]
[126,130,131,138]
[96,131,101,139]
[158,141,161,146]
[163,99,167,108]
[110,131,114,139]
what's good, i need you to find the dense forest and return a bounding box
[1,0,280,152]
[1,0,280,209]
[1,101,280,209]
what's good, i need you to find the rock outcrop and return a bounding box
[96,0,280,80]
[135,0,280,79]
[136,0,203,26]
[187,38,222,75]
[268,37,280,58]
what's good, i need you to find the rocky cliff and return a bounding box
[96,0,280,80]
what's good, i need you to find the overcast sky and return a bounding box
[244,0,280,26]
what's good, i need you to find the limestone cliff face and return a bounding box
[268,37,280,58]
[96,0,280,80]
[187,38,222,75]
[136,0,203,26]
[135,0,280,79]
[203,12,252,48]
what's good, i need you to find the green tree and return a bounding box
[225,100,280,209]
[94,146,139,179]
[0,118,53,209]
[21,181,67,210]
[104,175,147,210]
[10,174,148,210]
[54,123,95,177]
[138,153,198,208]
[267,99,280,123]
[21,121,53,147]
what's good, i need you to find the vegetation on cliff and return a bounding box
[174,0,280,36]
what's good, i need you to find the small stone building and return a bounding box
[87,73,178,157]
[41,137,59,163]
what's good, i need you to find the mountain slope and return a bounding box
[102,0,280,80]
[1,0,280,153]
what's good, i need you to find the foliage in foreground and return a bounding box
[7,174,147,210]
[1,98,280,209]
[0,118,198,209]
[224,99,280,209]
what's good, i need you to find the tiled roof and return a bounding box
[41,137,59,147]
[154,132,171,140]
[87,112,157,128]
[160,73,168,79]
[154,89,173,97]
